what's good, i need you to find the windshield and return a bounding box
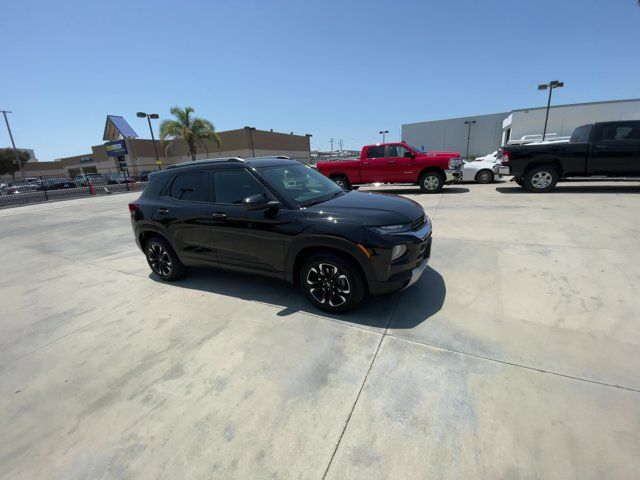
[256,164,343,207]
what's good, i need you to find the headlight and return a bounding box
[368,223,411,235]
[448,157,463,169]
[391,244,407,261]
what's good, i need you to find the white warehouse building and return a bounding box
[401,98,640,159]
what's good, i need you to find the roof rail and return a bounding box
[166,157,246,169]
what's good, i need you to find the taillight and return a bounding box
[128,203,139,214]
[501,150,510,164]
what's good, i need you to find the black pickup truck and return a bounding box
[499,120,640,192]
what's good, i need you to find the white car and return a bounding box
[461,152,502,183]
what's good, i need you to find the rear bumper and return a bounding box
[445,169,462,184]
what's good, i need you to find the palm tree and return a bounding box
[159,106,222,161]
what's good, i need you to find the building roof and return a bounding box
[511,98,640,113]
[102,115,139,141]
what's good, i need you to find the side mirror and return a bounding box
[242,193,280,212]
[404,151,415,159]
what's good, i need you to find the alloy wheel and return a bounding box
[148,243,173,277]
[306,262,351,307]
[477,171,493,183]
[531,171,553,189]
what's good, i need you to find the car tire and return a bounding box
[332,175,351,190]
[523,166,559,193]
[300,252,365,313]
[514,177,525,187]
[145,236,186,281]
[475,169,494,184]
[418,171,445,193]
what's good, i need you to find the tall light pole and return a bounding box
[329,138,334,152]
[537,80,564,141]
[244,126,256,157]
[464,120,476,160]
[1,110,24,179]
[379,130,389,143]
[137,112,161,169]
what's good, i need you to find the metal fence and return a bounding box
[0,172,148,208]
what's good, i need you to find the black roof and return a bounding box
[152,156,301,178]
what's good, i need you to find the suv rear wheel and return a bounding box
[145,236,186,281]
[418,171,445,193]
[300,253,365,313]
[523,166,559,193]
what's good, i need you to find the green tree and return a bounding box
[0,149,30,179]
[159,106,221,161]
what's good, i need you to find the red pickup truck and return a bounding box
[316,142,463,193]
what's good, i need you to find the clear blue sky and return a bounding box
[2,0,639,161]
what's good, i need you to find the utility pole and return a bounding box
[329,138,334,152]
[338,139,343,151]
[464,120,476,160]
[379,130,389,143]
[1,110,24,179]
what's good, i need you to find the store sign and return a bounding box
[105,140,128,157]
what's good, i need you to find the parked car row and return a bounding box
[1,173,138,195]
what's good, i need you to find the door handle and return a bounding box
[388,160,396,164]
[363,162,369,165]
[212,212,227,219]
[156,208,169,214]
[595,145,608,150]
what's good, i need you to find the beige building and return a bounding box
[9,115,312,179]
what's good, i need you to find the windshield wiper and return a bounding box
[300,190,343,208]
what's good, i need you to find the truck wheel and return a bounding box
[332,175,351,190]
[475,169,494,184]
[523,166,559,193]
[419,171,444,193]
[514,177,525,187]
[300,253,365,313]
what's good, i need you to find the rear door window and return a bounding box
[365,146,385,158]
[570,124,592,143]
[168,172,209,202]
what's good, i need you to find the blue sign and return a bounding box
[105,140,128,157]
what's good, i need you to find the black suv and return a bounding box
[129,157,432,312]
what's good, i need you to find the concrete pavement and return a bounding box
[1,181,639,479]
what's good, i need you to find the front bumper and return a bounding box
[445,169,462,184]
[367,221,433,296]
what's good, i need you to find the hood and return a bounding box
[303,190,424,226]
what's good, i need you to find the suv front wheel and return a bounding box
[300,253,365,313]
[145,236,186,281]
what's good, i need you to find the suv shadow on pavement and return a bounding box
[148,265,446,330]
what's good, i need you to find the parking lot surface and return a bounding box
[1,181,639,479]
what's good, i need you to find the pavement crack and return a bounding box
[321,294,400,479]
[385,333,640,394]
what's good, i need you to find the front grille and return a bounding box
[411,215,425,231]
[416,235,432,262]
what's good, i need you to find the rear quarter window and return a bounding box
[167,172,209,202]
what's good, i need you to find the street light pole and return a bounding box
[464,120,476,160]
[244,126,256,157]
[137,112,161,169]
[379,130,389,143]
[1,110,24,179]
[537,80,564,141]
